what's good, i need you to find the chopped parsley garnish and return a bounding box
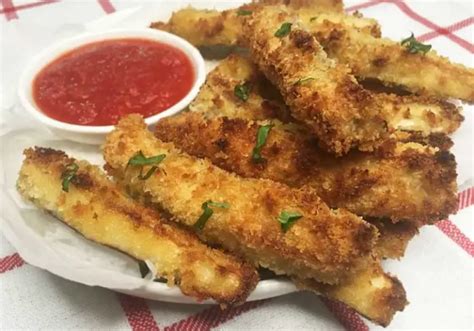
[274,22,292,38]
[401,33,431,54]
[310,16,318,22]
[294,77,315,85]
[234,82,251,101]
[278,211,303,232]
[237,9,252,16]
[127,151,166,180]
[194,200,230,230]
[61,163,79,192]
[251,124,274,163]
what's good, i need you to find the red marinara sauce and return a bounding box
[33,38,195,126]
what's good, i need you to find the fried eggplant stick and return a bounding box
[296,257,407,326]
[150,6,380,55]
[104,115,379,285]
[104,115,407,325]
[244,7,389,155]
[17,147,258,306]
[155,113,458,226]
[314,20,474,102]
[190,55,463,142]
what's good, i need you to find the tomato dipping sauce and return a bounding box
[33,38,195,126]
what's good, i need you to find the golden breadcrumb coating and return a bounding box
[150,6,380,57]
[17,147,258,306]
[296,257,408,326]
[254,0,343,12]
[103,115,379,285]
[190,55,463,138]
[314,20,474,102]
[155,112,458,226]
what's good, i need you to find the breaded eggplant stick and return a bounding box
[296,257,407,327]
[150,7,380,54]
[190,55,463,140]
[244,7,390,155]
[156,114,420,259]
[154,113,458,226]
[314,20,474,102]
[17,147,258,306]
[104,115,379,285]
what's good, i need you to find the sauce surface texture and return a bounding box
[33,38,194,126]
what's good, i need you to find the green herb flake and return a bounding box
[234,82,251,102]
[401,33,431,54]
[251,124,274,163]
[127,151,166,180]
[61,163,79,192]
[194,200,230,230]
[294,77,315,85]
[310,16,318,22]
[128,151,166,167]
[278,211,303,232]
[237,9,252,16]
[274,22,292,38]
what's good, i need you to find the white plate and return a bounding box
[0,1,298,304]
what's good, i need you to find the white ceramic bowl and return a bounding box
[18,29,206,145]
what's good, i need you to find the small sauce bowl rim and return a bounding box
[18,28,206,134]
